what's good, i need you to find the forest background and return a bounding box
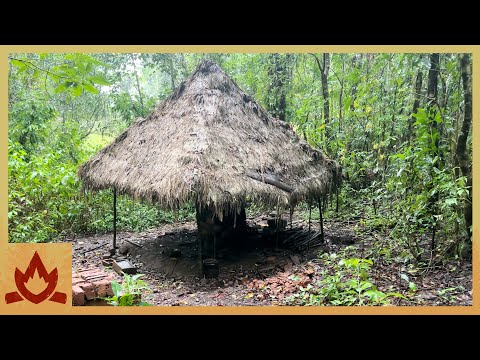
[8,52,472,262]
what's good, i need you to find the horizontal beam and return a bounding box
[245,171,293,193]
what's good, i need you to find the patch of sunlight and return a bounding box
[82,133,114,153]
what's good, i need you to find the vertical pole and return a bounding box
[336,188,339,213]
[276,220,279,250]
[308,204,312,232]
[289,207,293,229]
[318,197,324,243]
[112,187,117,254]
[275,205,279,251]
[213,233,216,259]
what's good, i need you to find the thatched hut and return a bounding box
[78,59,340,259]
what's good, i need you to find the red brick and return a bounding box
[83,275,105,283]
[93,279,113,297]
[72,277,85,285]
[77,268,100,275]
[105,272,116,281]
[78,282,96,300]
[72,285,86,306]
[79,270,104,279]
[74,281,89,288]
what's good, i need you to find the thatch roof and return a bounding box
[78,59,340,217]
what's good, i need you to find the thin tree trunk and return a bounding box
[338,55,345,132]
[321,53,330,128]
[387,82,398,159]
[427,53,440,253]
[409,71,423,144]
[312,53,330,142]
[457,54,473,240]
[267,54,292,121]
[131,54,145,114]
[168,55,177,91]
[350,54,359,111]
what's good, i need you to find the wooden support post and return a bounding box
[318,197,324,243]
[275,221,280,250]
[289,207,294,229]
[308,204,312,232]
[112,187,117,254]
[336,188,339,213]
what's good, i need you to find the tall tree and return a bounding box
[266,54,292,121]
[350,54,360,112]
[426,53,440,251]
[408,71,423,144]
[130,53,145,115]
[457,54,473,240]
[312,53,330,142]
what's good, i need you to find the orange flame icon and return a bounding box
[5,251,67,304]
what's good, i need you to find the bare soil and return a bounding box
[68,216,472,306]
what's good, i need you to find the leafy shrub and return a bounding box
[8,136,195,243]
[287,253,404,306]
[104,274,152,306]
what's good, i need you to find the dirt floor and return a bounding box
[68,215,472,306]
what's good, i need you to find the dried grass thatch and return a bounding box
[78,60,341,218]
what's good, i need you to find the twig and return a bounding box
[124,238,143,248]
[9,57,68,79]
[81,242,108,254]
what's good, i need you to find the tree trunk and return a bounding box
[267,54,292,121]
[312,53,330,143]
[427,55,439,104]
[338,55,345,132]
[350,54,360,111]
[321,53,330,129]
[427,53,439,252]
[408,71,423,144]
[131,54,145,115]
[196,204,247,259]
[168,55,176,91]
[457,54,473,240]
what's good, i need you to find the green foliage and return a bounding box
[8,138,82,242]
[436,286,465,304]
[7,52,471,259]
[387,107,470,259]
[287,252,404,306]
[104,274,152,306]
[10,53,111,98]
[8,134,194,242]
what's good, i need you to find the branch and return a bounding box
[246,171,293,193]
[329,65,343,84]
[309,53,324,73]
[9,57,68,79]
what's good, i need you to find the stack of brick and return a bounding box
[72,267,116,306]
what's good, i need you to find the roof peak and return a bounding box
[195,58,224,76]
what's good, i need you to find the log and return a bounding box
[245,171,293,193]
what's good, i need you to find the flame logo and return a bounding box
[5,251,67,304]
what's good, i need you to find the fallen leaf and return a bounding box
[245,293,254,299]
